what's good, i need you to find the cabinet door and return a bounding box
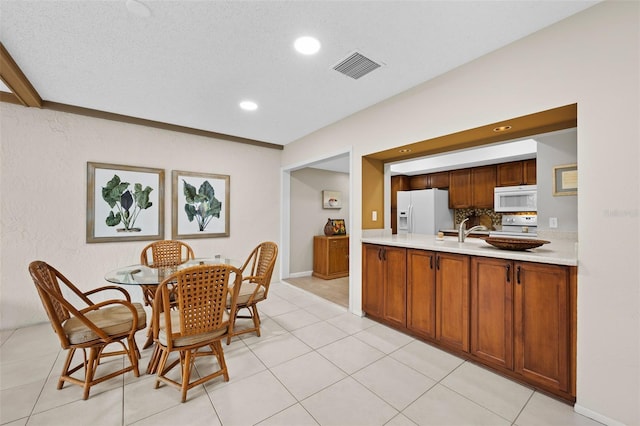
[428,171,449,189]
[449,169,472,208]
[409,175,428,190]
[383,246,407,327]
[471,165,496,208]
[523,159,537,184]
[470,257,514,369]
[362,244,385,318]
[497,162,524,187]
[407,249,436,339]
[436,252,470,352]
[328,237,349,275]
[514,262,570,392]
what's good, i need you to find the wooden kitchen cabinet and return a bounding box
[362,244,407,327]
[470,257,514,370]
[407,249,437,339]
[428,171,450,189]
[435,252,470,352]
[514,261,571,393]
[313,235,349,280]
[448,169,472,208]
[471,256,573,396]
[471,165,496,208]
[524,159,537,184]
[408,175,428,190]
[497,160,537,186]
[449,166,496,209]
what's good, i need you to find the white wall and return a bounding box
[281,2,639,425]
[536,129,578,233]
[0,104,282,329]
[289,168,350,275]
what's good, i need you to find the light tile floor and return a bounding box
[1,281,602,426]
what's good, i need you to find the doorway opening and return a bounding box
[280,149,353,310]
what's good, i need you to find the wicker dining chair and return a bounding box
[227,241,278,344]
[139,240,195,305]
[28,261,147,400]
[152,264,241,402]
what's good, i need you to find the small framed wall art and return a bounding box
[172,170,230,239]
[322,190,342,209]
[87,162,164,243]
[553,163,578,196]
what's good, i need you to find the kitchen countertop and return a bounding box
[361,232,577,266]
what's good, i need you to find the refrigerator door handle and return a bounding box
[408,205,413,233]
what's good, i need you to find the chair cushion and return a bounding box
[228,282,265,306]
[157,310,229,347]
[64,303,147,345]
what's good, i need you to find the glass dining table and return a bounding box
[104,257,242,374]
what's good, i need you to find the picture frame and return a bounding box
[87,162,164,243]
[172,170,230,239]
[553,163,578,196]
[322,190,342,209]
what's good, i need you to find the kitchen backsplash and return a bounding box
[454,208,502,230]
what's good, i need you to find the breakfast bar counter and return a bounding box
[361,231,577,266]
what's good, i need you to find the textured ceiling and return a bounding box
[0,1,597,145]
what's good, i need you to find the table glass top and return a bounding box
[104,258,241,285]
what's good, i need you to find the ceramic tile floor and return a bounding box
[0,281,602,426]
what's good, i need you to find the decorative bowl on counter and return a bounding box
[482,237,550,251]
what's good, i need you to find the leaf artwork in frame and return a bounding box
[172,170,230,239]
[87,162,164,243]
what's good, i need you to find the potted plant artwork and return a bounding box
[182,179,222,231]
[101,174,154,232]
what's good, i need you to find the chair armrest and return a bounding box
[84,285,132,302]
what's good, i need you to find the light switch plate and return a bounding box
[549,217,558,228]
[372,211,378,221]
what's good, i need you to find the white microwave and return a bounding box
[494,185,537,212]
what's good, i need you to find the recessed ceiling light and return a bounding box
[126,0,151,18]
[294,36,321,55]
[493,125,512,132]
[399,148,412,153]
[239,100,258,111]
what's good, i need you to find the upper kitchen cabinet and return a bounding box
[449,166,496,209]
[449,169,472,208]
[428,171,450,189]
[497,160,537,186]
[407,172,449,190]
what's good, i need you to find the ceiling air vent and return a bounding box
[333,52,381,80]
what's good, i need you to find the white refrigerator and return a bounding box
[397,189,453,235]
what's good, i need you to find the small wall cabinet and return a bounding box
[313,235,349,280]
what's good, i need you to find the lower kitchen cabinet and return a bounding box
[362,244,406,327]
[362,243,576,402]
[514,261,571,393]
[470,257,514,370]
[471,257,574,396]
[435,252,470,352]
[407,249,436,339]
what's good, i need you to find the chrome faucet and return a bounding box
[458,218,488,242]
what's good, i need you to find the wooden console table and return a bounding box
[313,235,349,280]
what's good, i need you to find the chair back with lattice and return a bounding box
[241,241,278,296]
[155,264,241,341]
[140,240,195,267]
[28,261,94,348]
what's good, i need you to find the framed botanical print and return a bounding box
[87,162,164,243]
[172,170,230,239]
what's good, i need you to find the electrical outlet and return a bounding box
[372,211,378,221]
[549,217,558,228]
